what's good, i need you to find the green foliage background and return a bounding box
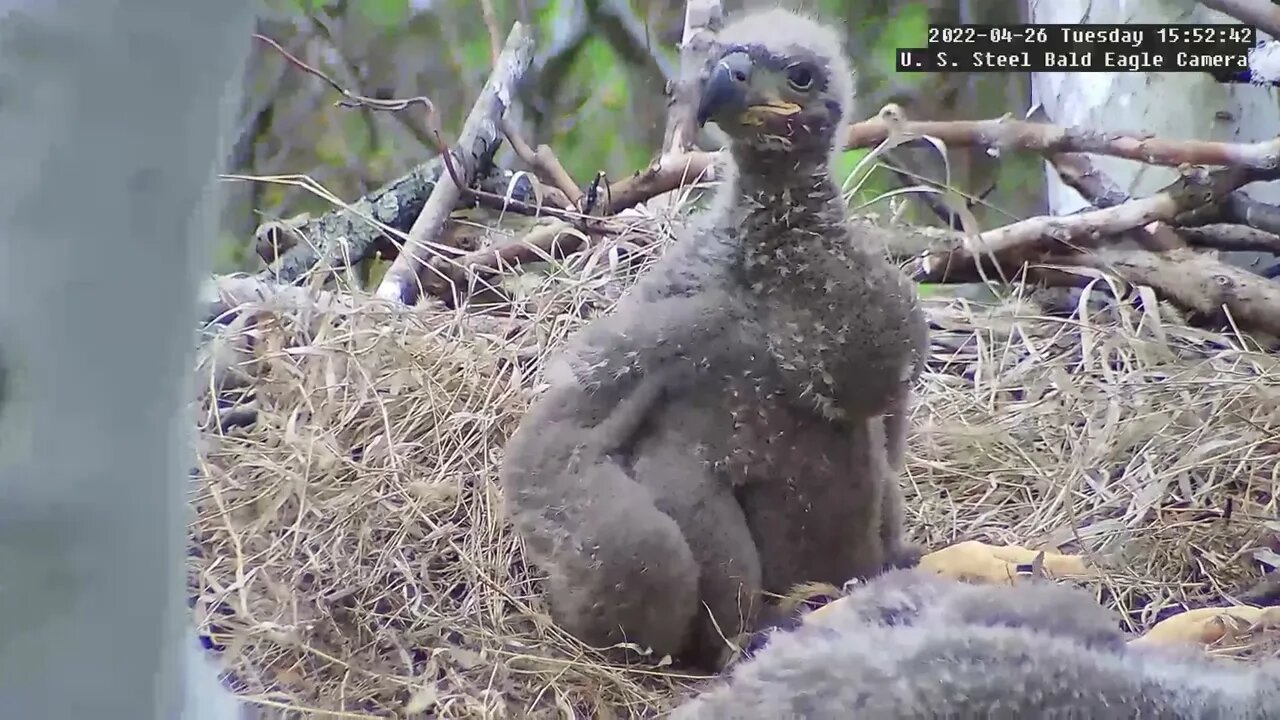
[221,0,1041,277]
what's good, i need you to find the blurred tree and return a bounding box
[0,0,257,717]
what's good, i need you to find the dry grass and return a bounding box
[191,203,1280,718]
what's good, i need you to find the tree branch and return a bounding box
[1182,224,1280,255]
[915,166,1280,282]
[419,218,613,299]
[662,0,723,156]
[1047,152,1187,251]
[1226,193,1280,235]
[375,23,535,305]
[239,81,1280,323]
[595,150,720,215]
[1046,247,1280,337]
[246,161,539,282]
[1046,152,1132,209]
[846,113,1280,170]
[501,118,584,207]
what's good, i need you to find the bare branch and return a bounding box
[375,23,535,305]
[242,83,1280,316]
[501,119,585,207]
[1047,247,1280,337]
[1182,224,1280,255]
[915,166,1280,282]
[421,219,611,299]
[1216,193,1280,236]
[253,33,437,132]
[845,112,1280,170]
[1046,152,1132,209]
[662,0,723,155]
[473,4,587,209]
[596,151,720,215]
[1047,152,1187,251]
[246,161,538,282]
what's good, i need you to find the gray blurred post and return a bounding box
[0,1,259,718]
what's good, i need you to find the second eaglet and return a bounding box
[499,8,929,670]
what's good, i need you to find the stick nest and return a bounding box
[191,210,1280,719]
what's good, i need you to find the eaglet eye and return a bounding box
[785,63,814,91]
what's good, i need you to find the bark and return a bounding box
[252,162,537,279]
[1053,247,1280,336]
[0,0,256,718]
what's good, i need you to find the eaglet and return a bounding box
[673,568,1280,719]
[499,7,928,670]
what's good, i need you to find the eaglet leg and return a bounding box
[502,288,761,665]
[501,376,702,662]
[629,424,764,670]
[878,382,924,570]
[531,460,702,661]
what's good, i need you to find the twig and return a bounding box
[246,31,482,286]
[501,119,584,207]
[845,113,1280,170]
[375,23,535,305]
[1182,224,1280,255]
[662,0,723,155]
[915,166,1280,282]
[1044,247,1280,337]
[472,1,586,209]
[478,106,1280,222]
[252,33,438,142]
[304,15,384,153]
[1046,153,1131,208]
[1225,194,1280,235]
[1183,193,1280,237]
[420,219,611,298]
[1047,153,1187,251]
[241,57,1280,303]
[588,110,1280,211]
[880,161,968,231]
[593,151,720,215]
[1198,0,1280,42]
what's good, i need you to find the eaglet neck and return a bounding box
[722,147,870,296]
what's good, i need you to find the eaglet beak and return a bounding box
[696,51,803,128]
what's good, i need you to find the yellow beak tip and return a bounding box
[740,102,802,125]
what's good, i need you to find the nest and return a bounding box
[191,210,1280,718]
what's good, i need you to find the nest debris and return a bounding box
[191,206,1280,719]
